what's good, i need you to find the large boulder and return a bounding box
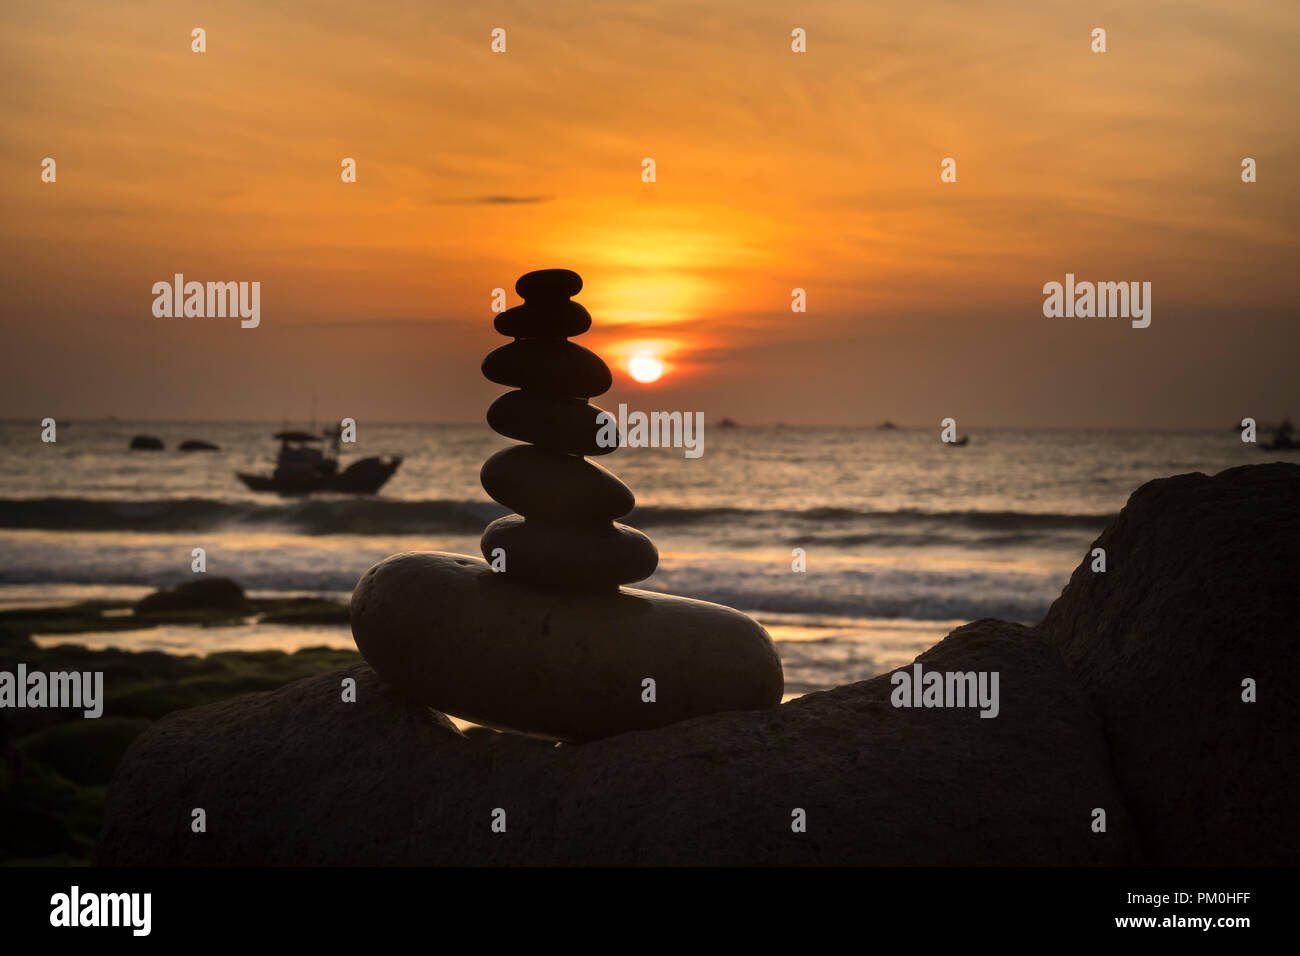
[98,665,464,866]
[98,622,1138,865]
[1037,462,1300,865]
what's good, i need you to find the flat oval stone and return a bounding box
[487,390,618,456]
[494,301,592,339]
[515,268,582,301]
[350,551,784,742]
[480,514,657,588]
[481,445,634,522]
[482,340,612,397]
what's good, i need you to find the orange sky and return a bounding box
[1,0,1297,425]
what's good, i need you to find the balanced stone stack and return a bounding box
[349,269,783,743]
[480,268,657,589]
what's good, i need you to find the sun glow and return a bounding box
[628,355,665,384]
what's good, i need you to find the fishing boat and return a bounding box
[237,429,401,495]
[1261,419,1300,451]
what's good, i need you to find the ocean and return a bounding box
[0,420,1270,696]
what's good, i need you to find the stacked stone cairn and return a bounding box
[348,268,783,743]
[480,269,657,589]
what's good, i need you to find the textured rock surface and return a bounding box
[98,621,1138,865]
[98,664,465,865]
[1036,462,1300,865]
[351,551,776,741]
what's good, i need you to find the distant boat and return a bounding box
[237,429,401,495]
[179,439,220,452]
[718,417,738,428]
[878,421,899,430]
[129,435,164,451]
[1261,419,1299,451]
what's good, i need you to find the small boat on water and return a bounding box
[1261,419,1300,451]
[237,429,401,495]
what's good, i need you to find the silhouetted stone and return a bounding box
[97,620,1140,865]
[135,578,246,614]
[128,435,164,451]
[515,268,582,300]
[480,270,659,593]
[482,339,612,397]
[1036,462,1300,865]
[494,301,592,338]
[480,445,634,523]
[351,552,778,743]
[486,390,617,456]
[480,515,657,588]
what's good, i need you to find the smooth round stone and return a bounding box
[480,514,657,588]
[482,340,612,398]
[480,445,634,522]
[515,268,582,301]
[350,551,784,743]
[487,390,618,456]
[494,301,592,339]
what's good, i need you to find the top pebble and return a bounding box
[516,269,582,301]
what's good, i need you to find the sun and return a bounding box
[628,355,665,384]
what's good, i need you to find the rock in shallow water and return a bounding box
[350,551,783,742]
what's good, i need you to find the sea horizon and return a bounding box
[1,416,1277,430]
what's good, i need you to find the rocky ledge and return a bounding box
[96,462,1300,865]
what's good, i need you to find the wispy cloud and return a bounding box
[438,195,555,205]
